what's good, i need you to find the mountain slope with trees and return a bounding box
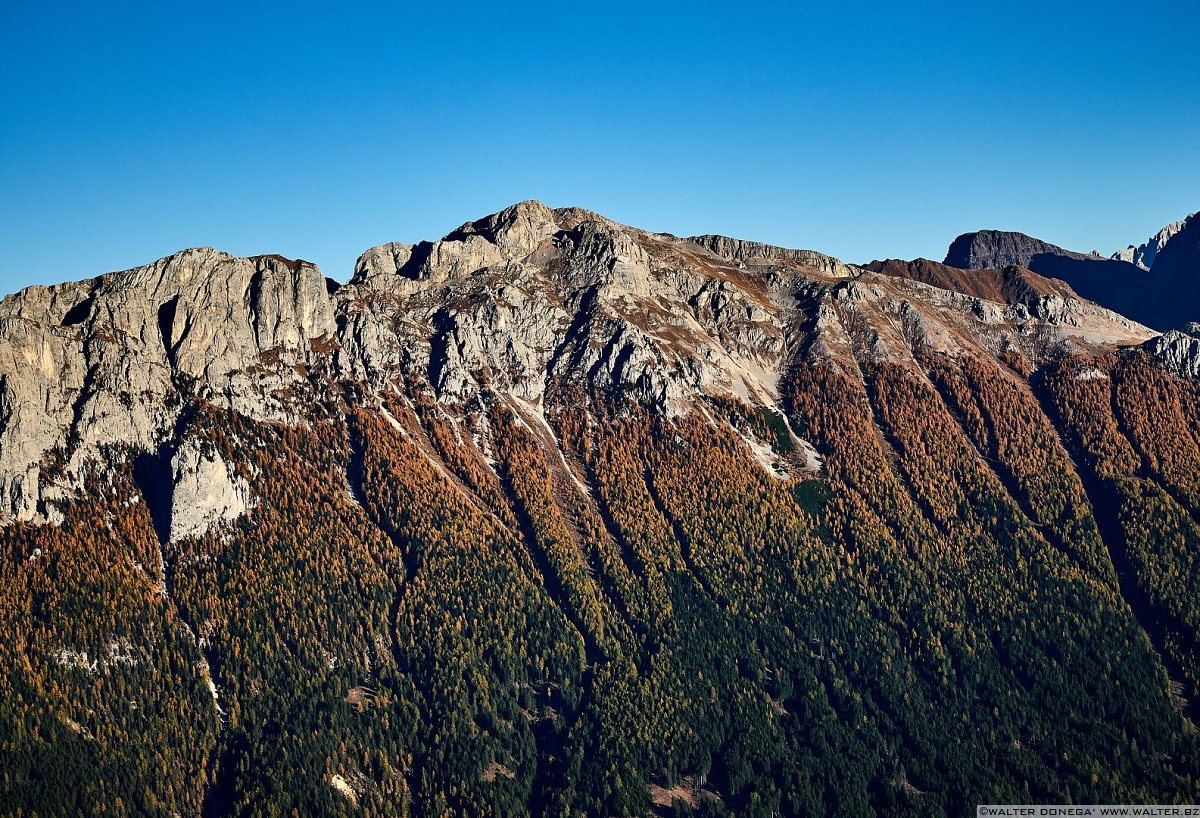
[1,202,1197,816]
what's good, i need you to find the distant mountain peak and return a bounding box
[940,216,1200,332]
[1112,214,1194,270]
[944,229,1099,271]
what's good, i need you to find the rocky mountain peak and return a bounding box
[944,229,1099,270]
[0,202,1163,524]
[1145,321,1200,379]
[1145,212,1200,279]
[444,199,561,255]
[1113,214,1193,270]
[351,201,617,288]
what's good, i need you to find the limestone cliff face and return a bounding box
[0,201,1163,523]
[168,439,251,543]
[1145,323,1200,380]
[0,249,334,521]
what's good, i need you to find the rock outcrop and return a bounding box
[0,249,333,521]
[168,439,251,542]
[1113,215,1192,270]
[1144,322,1200,380]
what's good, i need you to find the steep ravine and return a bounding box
[130,448,232,814]
[343,412,425,808]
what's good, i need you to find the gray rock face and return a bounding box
[1139,214,1200,330]
[687,235,858,279]
[0,200,1165,523]
[944,230,1098,270]
[1145,324,1200,380]
[0,249,334,521]
[1113,216,1192,270]
[338,202,811,411]
[169,440,251,542]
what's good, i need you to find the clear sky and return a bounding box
[3,1,1198,293]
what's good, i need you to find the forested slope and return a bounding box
[1,202,1197,816]
[3,349,1199,816]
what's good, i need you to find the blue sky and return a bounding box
[2,1,1198,292]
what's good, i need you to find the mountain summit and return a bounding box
[1113,214,1193,270]
[3,202,1200,816]
[944,229,1100,270]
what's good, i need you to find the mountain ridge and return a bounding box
[941,216,1198,331]
[1113,214,1193,270]
[944,228,1102,270]
[4,200,1200,816]
[0,200,1157,525]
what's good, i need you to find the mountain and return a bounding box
[943,224,1199,331]
[943,229,1101,270]
[2,202,1199,817]
[1142,212,1200,330]
[1113,215,1191,270]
